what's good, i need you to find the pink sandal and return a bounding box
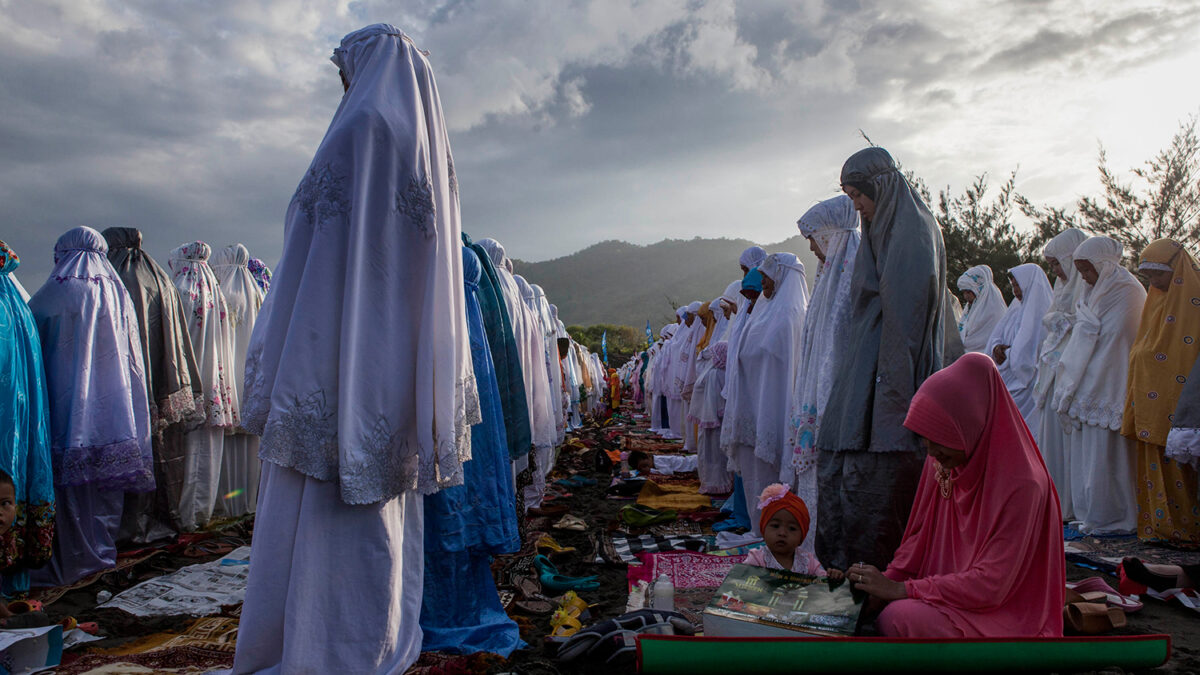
[1067,577,1143,612]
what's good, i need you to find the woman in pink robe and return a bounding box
[847,352,1065,637]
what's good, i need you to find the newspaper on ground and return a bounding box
[99,546,251,617]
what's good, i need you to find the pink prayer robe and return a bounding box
[879,353,1065,638]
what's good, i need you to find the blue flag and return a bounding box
[645,320,652,345]
[602,330,608,365]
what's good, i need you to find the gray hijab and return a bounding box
[818,147,958,454]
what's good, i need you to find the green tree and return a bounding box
[906,170,1037,302]
[1017,114,1200,262]
[565,324,644,367]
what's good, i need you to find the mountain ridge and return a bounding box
[513,235,820,329]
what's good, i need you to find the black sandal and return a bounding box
[1122,557,1178,592]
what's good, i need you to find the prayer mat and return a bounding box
[1065,536,1200,576]
[31,550,162,606]
[638,481,712,513]
[646,473,702,487]
[637,635,1172,673]
[55,619,238,675]
[627,552,747,590]
[404,650,506,675]
[608,533,711,565]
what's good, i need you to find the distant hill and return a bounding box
[513,236,820,329]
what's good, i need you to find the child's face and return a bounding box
[0,483,16,533]
[636,458,653,474]
[764,509,804,555]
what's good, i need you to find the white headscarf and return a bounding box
[787,196,860,483]
[169,241,241,430]
[721,252,809,468]
[1033,228,1090,405]
[956,265,1007,353]
[210,244,263,410]
[29,226,153,491]
[986,263,1053,419]
[241,25,477,503]
[739,246,767,271]
[1053,236,1147,430]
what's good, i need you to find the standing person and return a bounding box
[956,265,1006,354]
[233,24,476,674]
[0,241,54,596]
[104,227,203,541]
[168,242,240,531]
[986,264,1053,431]
[1123,239,1200,544]
[29,227,154,587]
[786,195,860,530]
[817,147,958,572]
[722,253,808,536]
[247,258,272,295]
[1053,236,1145,535]
[420,248,521,656]
[690,340,733,494]
[210,244,264,517]
[1032,228,1089,519]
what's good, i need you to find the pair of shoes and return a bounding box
[508,575,554,615]
[535,555,599,594]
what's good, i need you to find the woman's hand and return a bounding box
[848,563,907,601]
[991,344,1009,365]
[827,568,845,581]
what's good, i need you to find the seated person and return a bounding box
[845,353,1065,638]
[626,450,698,477]
[744,484,839,578]
[0,471,51,628]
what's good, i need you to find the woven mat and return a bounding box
[637,481,711,513]
[1065,536,1200,575]
[31,550,163,605]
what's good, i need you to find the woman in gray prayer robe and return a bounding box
[104,227,204,540]
[816,146,960,572]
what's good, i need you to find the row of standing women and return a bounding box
[956,234,1200,544]
[1,229,271,595]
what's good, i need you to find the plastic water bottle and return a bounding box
[652,574,674,611]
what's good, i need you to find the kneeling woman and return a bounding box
[847,353,1064,637]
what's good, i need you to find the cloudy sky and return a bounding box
[3,0,1199,285]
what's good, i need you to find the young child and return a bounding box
[745,484,842,579]
[0,471,50,628]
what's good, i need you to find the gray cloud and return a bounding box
[3,0,1199,289]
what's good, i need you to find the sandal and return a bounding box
[1067,577,1143,612]
[509,576,554,615]
[550,608,584,638]
[528,504,569,518]
[7,600,44,614]
[553,515,588,532]
[534,555,600,594]
[1064,602,1126,634]
[536,534,577,558]
[1121,557,1180,593]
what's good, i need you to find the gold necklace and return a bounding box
[936,465,953,499]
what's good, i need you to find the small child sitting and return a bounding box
[744,484,842,579]
[0,471,51,629]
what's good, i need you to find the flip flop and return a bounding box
[1067,577,1143,612]
[1064,602,1126,634]
[7,600,43,614]
[550,608,584,638]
